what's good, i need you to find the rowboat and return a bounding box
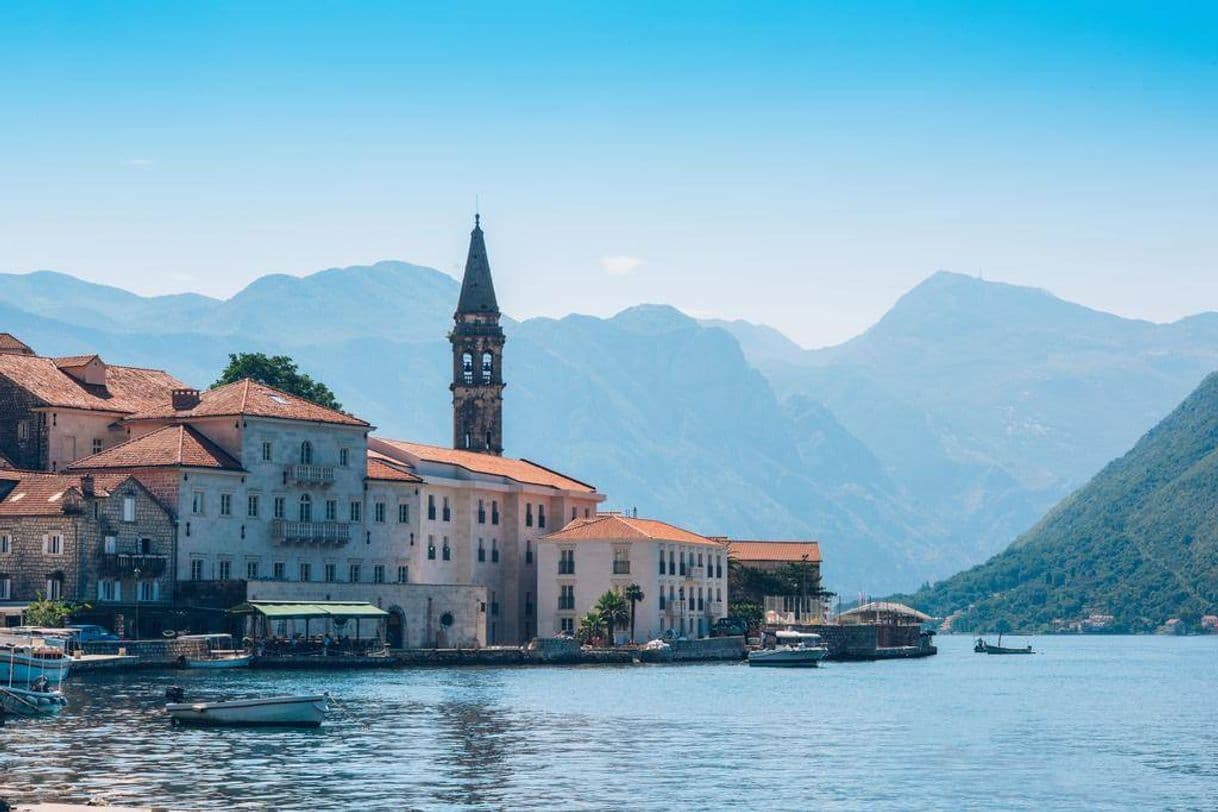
[748,630,829,668]
[974,635,1034,655]
[1,683,69,716]
[165,694,328,727]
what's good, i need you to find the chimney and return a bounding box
[172,388,201,410]
[80,474,95,498]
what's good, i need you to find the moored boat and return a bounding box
[165,694,328,727]
[748,630,829,668]
[177,633,253,669]
[0,633,73,684]
[974,635,1034,655]
[1,682,70,716]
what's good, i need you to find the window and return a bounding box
[375,502,386,523]
[659,548,666,575]
[477,499,486,524]
[659,591,666,610]
[218,560,232,581]
[246,561,259,580]
[525,592,534,616]
[560,617,574,634]
[613,548,630,575]
[478,539,486,563]
[481,352,493,383]
[300,441,313,465]
[373,565,385,584]
[442,497,451,522]
[99,579,117,602]
[44,534,63,555]
[559,549,575,575]
[679,553,686,576]
[326,499,337,521]
[190,559,204,581]
[350,501,361,522]
[0,534,10,555]
[192,491,205,515]
[462,352,474,384]
[491,500,499,525]
[427,536,436,560]
[273,496,286,519]
[16,421,28,441]
[398,504,409,523]
[92,438,103,454]
[273,561,286,580]
[45,577,63,600]
[491,591,499,616]
[427,494,436,521]
[122,496,136,522]
[349,564,361,583]
[442,539,451,561]
[324,564,336,583]
[138,580,157,602]
[340,447,349,466]
[396,565,408,584]
[299,494,312,522]
[140,537,152,555]
[716,555,723,579]
[219,493,232,516]
[0,577,10,600]
[526,503,533,527]
[571,506,577,521]
[261,441,272,462]
[248,494,260,518]
[491,539,499,563]
[558,584,575,610]
[538,505,546,529]
[526,539,533,565]
[300,563,312,582]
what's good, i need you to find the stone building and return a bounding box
[536,513,730,642]
[450,214,506,455]
[0,470,175,634]
[0,336,182,471]
[727,540,822,583]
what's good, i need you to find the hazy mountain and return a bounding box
[905,373,1218,632]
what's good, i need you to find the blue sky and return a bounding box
[1,2,1215,346]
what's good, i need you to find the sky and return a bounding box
[1,1,1216,347]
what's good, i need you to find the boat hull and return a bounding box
[182,653,253,669]
[0,686,68,716]
[747,647,828,668]
[1,653,72,683]
[166,695,327,727]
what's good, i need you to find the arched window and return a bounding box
[462,353,474,384]
[299,494,312,522]
[300,441,313,465]
[481,352,493,383]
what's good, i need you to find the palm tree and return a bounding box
[594,590,630,646]
[577,611,604,645]
[623,584,645,642]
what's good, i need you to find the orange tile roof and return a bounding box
[67,425,243,471]
[727,540,822,563]
[0,333,35,355]
[371,438,596,493]
[543,513,724,547]
[0,472,159,516]
[53,355,99,368]
[125,378,370,427]
[366,454,423,483]
[0,354,184,414]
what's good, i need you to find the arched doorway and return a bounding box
[387,606,406,649]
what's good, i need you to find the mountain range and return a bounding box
[2,264,1217,596]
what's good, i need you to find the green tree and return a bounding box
[577,610,604,645]
[213,353,343,411]
[23,594,86,627]
[594,590,630,646]
[623,584,645,642]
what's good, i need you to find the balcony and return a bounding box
[612,561,631,575]
[98,553,168,577]
[272,520,350,546]
[686,566,706,580]
[286,464,335,485]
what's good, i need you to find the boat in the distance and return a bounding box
[747,630,829,668]
[974,634,1034,655]
[165,694,328,727]
[177,633,253,669]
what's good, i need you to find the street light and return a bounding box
[133,567,142,641]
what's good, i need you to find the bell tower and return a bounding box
[450,214,505,455]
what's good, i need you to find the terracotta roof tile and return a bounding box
[53,355,99,368]
[543,513,723,547]
[371,438,595,493]
[728,540,822,564]
[366,454,423,483]
[0,450,14,470]
[0,333,35,355]
[126,378,369,427]
[67,425,243,471]
[0,354,184,414]
[0,472,157,516]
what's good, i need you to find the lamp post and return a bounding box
[133,567,142,641]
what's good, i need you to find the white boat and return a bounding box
[165,694,328,727]
[177,633,253,669]
[748,630,829,668]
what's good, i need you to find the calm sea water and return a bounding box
[1,635,1215,811]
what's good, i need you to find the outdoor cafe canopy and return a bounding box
[229,601,389,620]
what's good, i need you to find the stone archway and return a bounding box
[387,606,406,649]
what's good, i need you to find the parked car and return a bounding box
[66,624,120,644]
[710,617,749,637]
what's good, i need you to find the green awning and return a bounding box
[229,601,389,619]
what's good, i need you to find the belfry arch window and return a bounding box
[462,353,474,384]
[299,494,312,522]
[300,441,313,465]
[481,353,493,383]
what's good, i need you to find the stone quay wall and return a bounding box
[82,636,209,666]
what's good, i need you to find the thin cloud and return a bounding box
[122,159,154,169]
[601,255,642,276]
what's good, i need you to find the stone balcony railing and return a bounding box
[286,464,335,485]
[98,553,168,577]
[271,520,350,546]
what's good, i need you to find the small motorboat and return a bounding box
[748,630,829,668]
[1,681,69,716]
[974,634,1034,655]
[177,634,253,669]
[165,694,328,727]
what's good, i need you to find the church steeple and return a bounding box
[450,214,506,455]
